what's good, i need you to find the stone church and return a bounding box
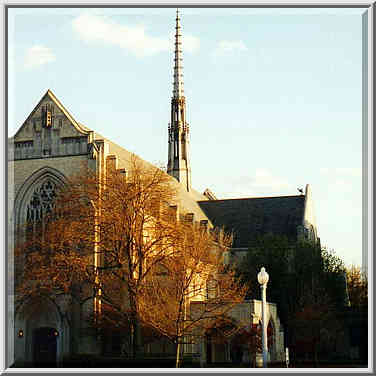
[8,10,318,367]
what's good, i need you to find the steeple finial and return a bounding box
[173,8,184,99]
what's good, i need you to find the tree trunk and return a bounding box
[129,288,141,359]
[176,340,182,368]
[130,321,135,358]
[129,316,141,359]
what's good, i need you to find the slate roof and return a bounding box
[198,196,306,248]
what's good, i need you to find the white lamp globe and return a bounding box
[257,267,269,285]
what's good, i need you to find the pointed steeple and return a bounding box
[173,8,184,99]
[167,9,192,192]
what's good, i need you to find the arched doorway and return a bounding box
[32,327,58,367]
[206,318,238,364]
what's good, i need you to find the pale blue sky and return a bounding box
[8,7,365,267]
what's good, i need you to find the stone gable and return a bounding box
[10,90,91,161]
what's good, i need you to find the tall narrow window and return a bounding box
[26,180,57,239]
[174,140,178,158]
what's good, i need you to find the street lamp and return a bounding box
[257,267,269,368]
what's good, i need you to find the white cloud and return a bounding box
[72,13,199,57]
[214,40,248,56]
[24,45,56,69]
[217,168,291,198]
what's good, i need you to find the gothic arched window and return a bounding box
[26,180,58,237]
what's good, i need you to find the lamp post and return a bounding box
[257,267,269,368]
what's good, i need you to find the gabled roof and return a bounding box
[198,195,306,248]
[14,89,90,139]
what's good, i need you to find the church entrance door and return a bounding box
[32,327,57,367]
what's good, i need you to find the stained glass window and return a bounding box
[26,180,57,236]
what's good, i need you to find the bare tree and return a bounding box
[137,223,248,367]
[15,156,182,354]
[17,156,231,359]
[15,156,247,364]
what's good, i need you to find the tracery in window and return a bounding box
[26,180,58,237]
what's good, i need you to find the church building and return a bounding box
[8,10,318,367]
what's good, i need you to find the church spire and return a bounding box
[173,8,184,99]
[167,9,192,192]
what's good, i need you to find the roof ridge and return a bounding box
[46,90,90,135]
[14,89,90,138]
[198,195,305,203]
